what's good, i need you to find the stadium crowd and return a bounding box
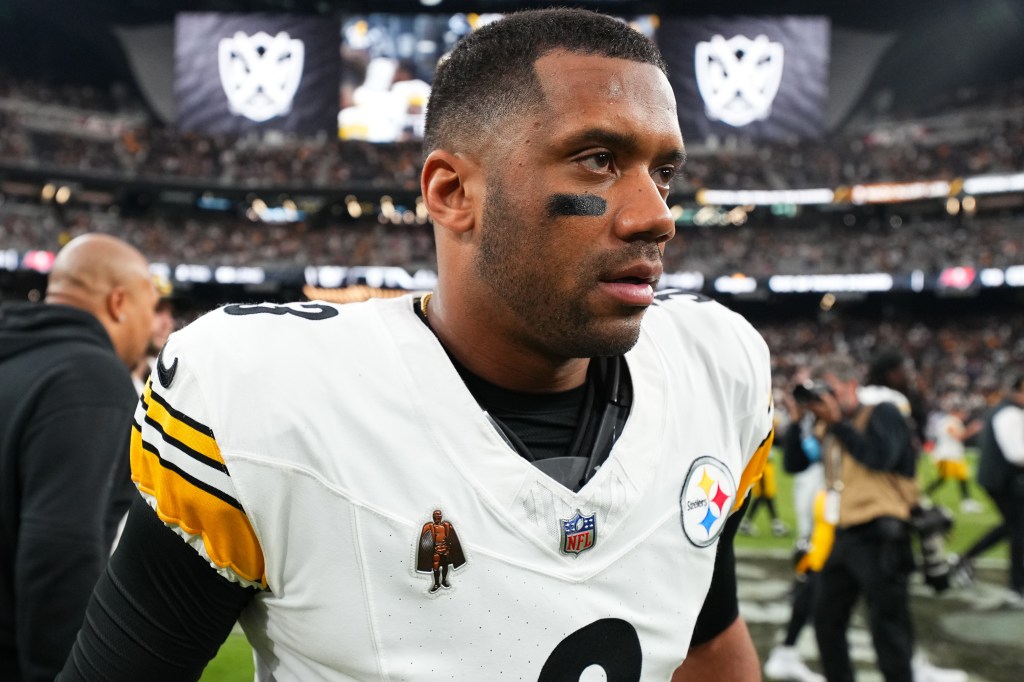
[762,313,1024,422]
[3,71,1024,432]
[1,74,1023,192]
[0,202,439,269]
[668,214,1024,276]
[3,199,1022,278]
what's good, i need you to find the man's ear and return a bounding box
[106,285,127,323]
[421,149,479,234]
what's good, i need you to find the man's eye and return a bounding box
[579,153,613,172]
[654,166,678,185]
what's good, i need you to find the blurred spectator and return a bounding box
[789,354,919,682]
[0,233,156,681]
[971,374,1024,606]
[131,275,177,394]
[866,349,929,446]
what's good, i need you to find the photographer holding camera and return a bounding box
[787,354,919,682]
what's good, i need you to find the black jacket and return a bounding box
[784,400,917,478]
[0,302,138,681]
[978,399,1024,497]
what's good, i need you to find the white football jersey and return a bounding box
[131,291,773,681]
[857,385,912,416]
[933,414,966,461]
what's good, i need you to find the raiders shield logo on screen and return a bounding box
[219,30,305,123]
[694,34,784,128]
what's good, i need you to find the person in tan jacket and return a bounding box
[790,354,918,682]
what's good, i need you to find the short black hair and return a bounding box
[423,8,667,155]
[867,349,906,386]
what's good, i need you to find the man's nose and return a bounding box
[612,170,675,244]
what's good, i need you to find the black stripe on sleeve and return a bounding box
[146,387,216,438]
[140,408,229,475]
[136,435,244,511]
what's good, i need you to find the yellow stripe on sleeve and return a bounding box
[142,382,224,468]
[733,427,775,512]
[130,421,266,588]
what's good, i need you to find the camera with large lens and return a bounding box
[792,379,833,405]
[910,501,955,593]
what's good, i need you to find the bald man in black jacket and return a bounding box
[0,234,156,681]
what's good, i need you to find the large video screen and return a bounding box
[178,13,826,142]
[659,16,830,141]
[337,13,658,142]
[175,13,340,135]
[337,13,497,142]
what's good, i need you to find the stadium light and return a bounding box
[346,195,362,219]
[962,173,1024,195]
[979,268,1005,287]
[849,181,950,205]
[714,274,757,295]
[697,188,833,206]
[380,195,395,219]
[768,273,894,294]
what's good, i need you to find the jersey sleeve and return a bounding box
[130,330,267,589]
[730,314,775,512]
[649,291,775,513]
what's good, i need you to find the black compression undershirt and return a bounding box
[59,495,256,681]
[416,298,631,491]
[453,359,587,463]
[59,301,741,677]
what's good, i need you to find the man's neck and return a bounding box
[421,293,589,393]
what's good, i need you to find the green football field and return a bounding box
[201,634,254,682]
[200,449,1007,681]
[733,448,1006,559]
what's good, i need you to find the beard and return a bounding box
[475,181,658,360]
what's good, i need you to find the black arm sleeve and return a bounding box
[781,424,812,474]
[59,496,256,681]
[828,402,914,474]
[689,495,748,647]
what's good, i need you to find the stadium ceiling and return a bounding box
[2,0,1023,113]
[5,0,1019,27]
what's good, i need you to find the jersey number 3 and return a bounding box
[223,302,338,320]
[539,618,642,681]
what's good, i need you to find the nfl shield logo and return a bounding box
[560,509,596,556]
[694,34,784,128]
[219,30,305,123]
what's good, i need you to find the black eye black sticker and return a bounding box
[547,193,607,218]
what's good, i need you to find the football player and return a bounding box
[61,10,773,680]
[924,395,983,512]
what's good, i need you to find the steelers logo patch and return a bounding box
[679,456,737,547]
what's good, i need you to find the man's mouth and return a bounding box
[606,275,656,286]
[599,265,661,306]
[601,262,662,287]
